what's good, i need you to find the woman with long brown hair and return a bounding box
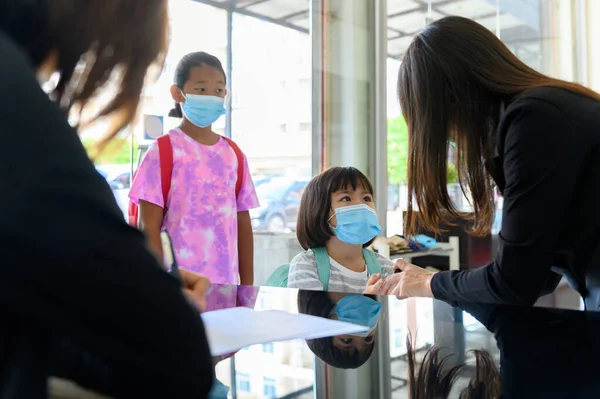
[385,16,600,309]
[0,1,213,397]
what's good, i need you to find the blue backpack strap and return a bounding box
[363,248,382,275]
[266,264,291,287]
[312,247,331,291]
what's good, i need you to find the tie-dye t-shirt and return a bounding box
[129,128,259,284]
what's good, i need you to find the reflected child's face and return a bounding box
[328,185,376,228]
[332,333,375,351]
[328,292,377,359]
[332,332,376,362]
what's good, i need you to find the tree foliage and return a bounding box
[387,116,459,185]
[387,116,409,185]
[82,137,139,165]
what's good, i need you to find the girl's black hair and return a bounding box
[297,291,377,369]
[168,51,226,118]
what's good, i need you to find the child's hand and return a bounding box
[180,268,210,312]
[363,273,387,295]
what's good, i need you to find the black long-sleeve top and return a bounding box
[432,87,600,310]
[459,301,600,398]
[0,32,213,397]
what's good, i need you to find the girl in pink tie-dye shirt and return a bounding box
[129,52,259,285]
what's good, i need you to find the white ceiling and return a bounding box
[194,0,540,59]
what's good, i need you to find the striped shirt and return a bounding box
[287,249,395,293]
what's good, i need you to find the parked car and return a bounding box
[250,177,309,233]
[94,164,131,220]
[252,174,282,188]
[95,164,131,190]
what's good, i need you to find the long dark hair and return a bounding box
[406,337,501,398]
[398,16,600,237]
[0,0,168,152]
[168,51,226,118]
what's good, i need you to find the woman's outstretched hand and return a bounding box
[384,259,436,299]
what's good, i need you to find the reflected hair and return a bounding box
[297,291,375,369]
[0,0,169,152]
[406,336,501,399]
[296,167,375,250]
[168,51,226,118]
[398,16,600,237]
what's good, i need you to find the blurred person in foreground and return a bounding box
[0,1,214,397]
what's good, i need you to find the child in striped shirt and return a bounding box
[287,167,394,293]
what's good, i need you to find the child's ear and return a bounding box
[170,85,185,103]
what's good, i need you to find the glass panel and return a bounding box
[436,0,498,18]
[231,7,312,285]
[87,1,229,222]
[499,0,574,80]
[230,341,314,399]
[385,0,578,257]
[493,0,575,248]
[245,0,308,19]
[385,1,425,238]
[387,0,421,15]
[206,284,592,399]
[117,0,312,287]
[589,0,600,92]
[217,287,316,399]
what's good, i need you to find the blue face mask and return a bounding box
[208,379,230,399]
[329,204,382,245]
[181,93,226,128]
[330,295,382,337]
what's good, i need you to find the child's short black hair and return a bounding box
[297,290,376,369]
[296,166,375,250]
[168,51,226,118]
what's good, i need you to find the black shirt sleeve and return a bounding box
[431,98,585,305]
[0,33,212,397]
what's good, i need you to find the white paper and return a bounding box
[201,307,369,356]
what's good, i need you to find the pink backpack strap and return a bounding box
[222,137,244,198]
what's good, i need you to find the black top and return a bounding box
[432,87,600,309]
[0,33,213,397]
[460,301,600,398]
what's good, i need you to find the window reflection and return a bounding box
[224,287,315,399]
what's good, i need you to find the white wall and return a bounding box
[587,0,600,92]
